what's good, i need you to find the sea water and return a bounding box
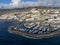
[0,20,60,45]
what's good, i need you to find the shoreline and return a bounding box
[1,18,60,39]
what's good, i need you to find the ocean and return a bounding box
[0,20,60,45]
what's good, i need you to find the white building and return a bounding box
[25,18,35,21]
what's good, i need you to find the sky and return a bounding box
[0,0,60,9]
[0,0,37,4]
[0,0,11,4]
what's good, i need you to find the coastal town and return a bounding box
[1,8,60,38]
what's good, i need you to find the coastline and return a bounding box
[1,8,60,39]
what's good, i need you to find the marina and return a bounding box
[0,8,60,39]
[6,8,60,39]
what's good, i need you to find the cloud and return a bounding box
[0,0,60,9]
[11,0,21,6]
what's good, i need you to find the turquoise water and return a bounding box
[0,20,60,45]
